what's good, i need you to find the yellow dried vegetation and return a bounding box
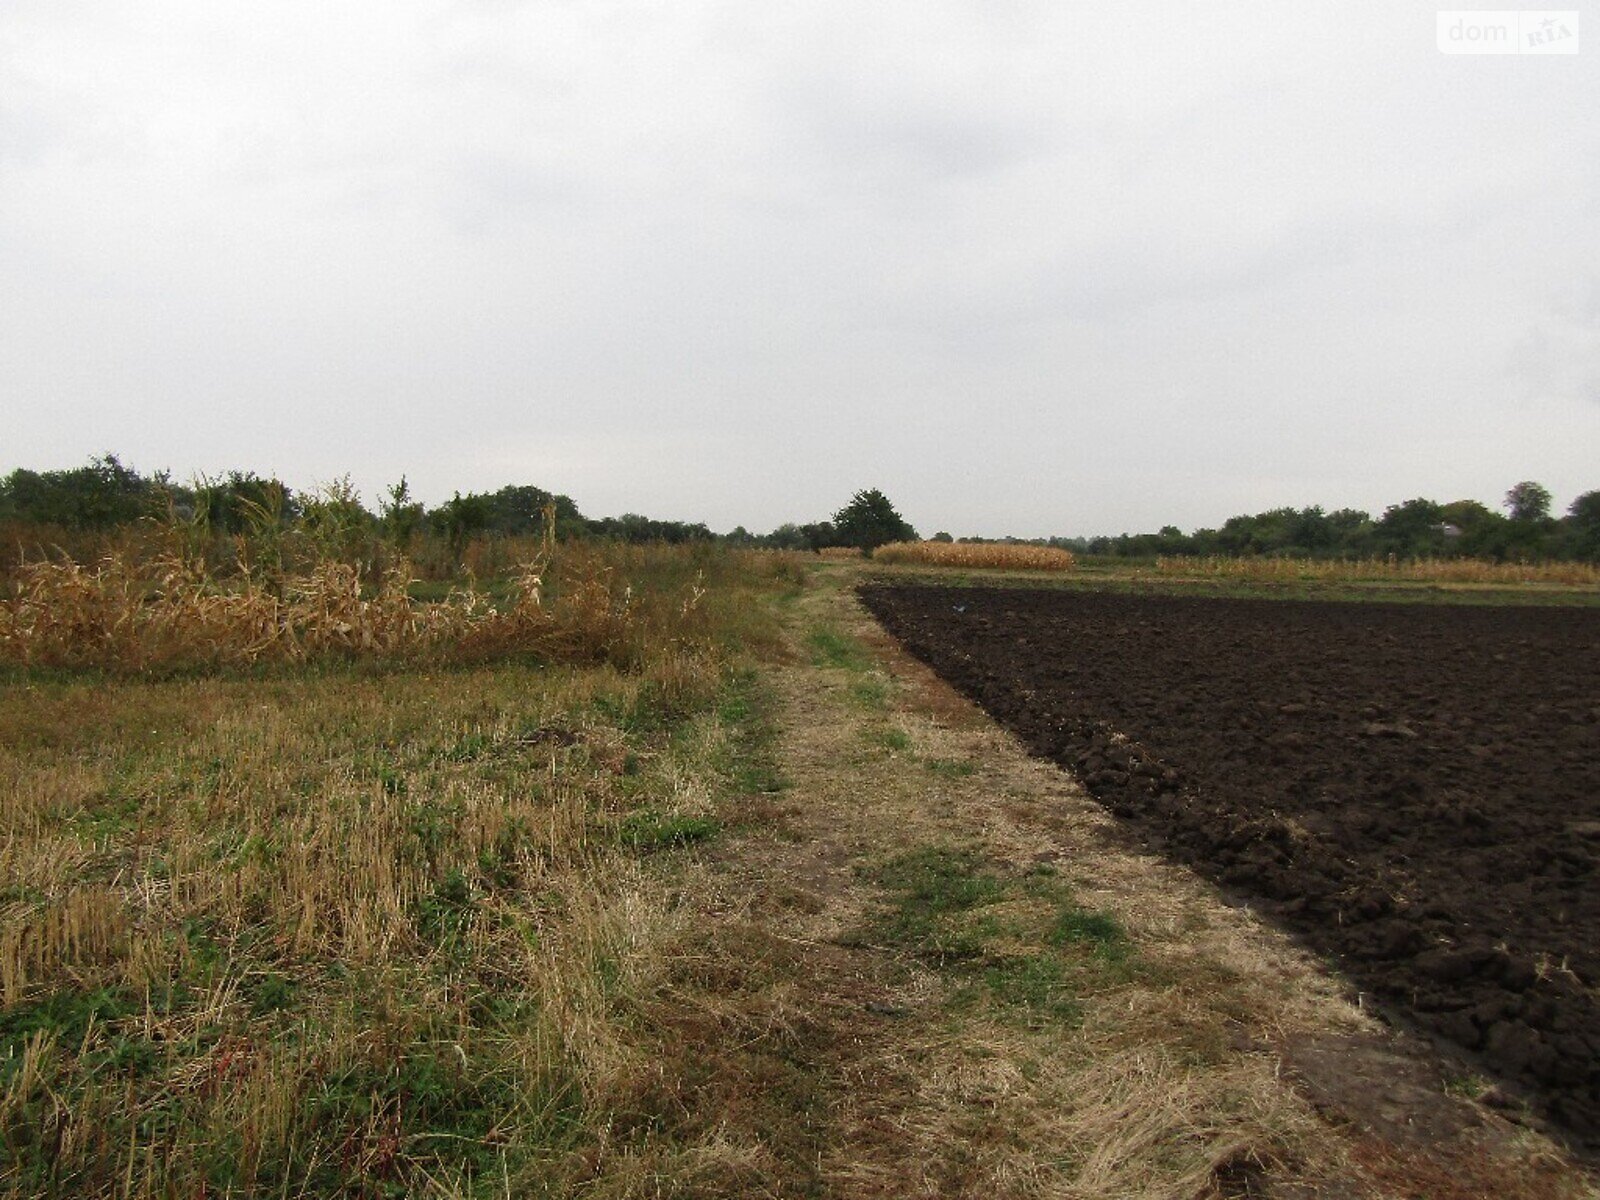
[1153,554,1600,586]
[0,541,768,673]
[872,540,1076,571]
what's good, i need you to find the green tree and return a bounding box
[1503,480,1552,523]
[1438,499,1506,559]
[1326,508,1374,556]
[482,485,582,535]
[799,521,838,553]
[380,477,426,550]
[833,489,917,552]
[434,492,491,568]
[1501,481,1555,559]
[1287,506,1335,554]
[764,523,810,551]
[1564,490,1600,560]
[1375,498,1445,556]
[0,454,157,528]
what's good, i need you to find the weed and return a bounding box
[415,868,476,943]
[250,973,296,1015]
[864,725,912,753]
[408,797,465,860]
[863,847,1133,1026]
[618,808,720,851]
[0,986,130,1058]
[716,675,787,797]
[848,676,891,709]
[1444,1072,1492,1100]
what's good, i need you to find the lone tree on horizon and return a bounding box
[1504,480,1553,523]
[833,488,917,552]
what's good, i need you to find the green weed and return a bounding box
[864,725,912,753]
[0,986,131,1060]
[716,675,788,797]
[848,676,891,709]
[415,868,476,943]
[924,757,977,778]
[618,808,720,851]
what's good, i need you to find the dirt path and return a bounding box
[696,568,1593,1199]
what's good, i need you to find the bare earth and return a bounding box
[692,568,1596,1199]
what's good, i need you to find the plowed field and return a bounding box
[860,584,1600,1147]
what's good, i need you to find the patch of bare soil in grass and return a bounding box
[682,567,1594,1198]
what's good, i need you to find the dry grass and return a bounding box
[1153,554,1600,586]
[0,545,808,1197]
[873,541,1076,571]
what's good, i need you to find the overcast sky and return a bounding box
[3,2,1596,537]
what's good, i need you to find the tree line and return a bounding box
[0,456,716,546]
[2,458,1595,562]
[0,462,918,556]
[1041,482,1600,563]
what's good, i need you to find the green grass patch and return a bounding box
[0,986,131,1062]
[924,757,978,778]
[863,725,912,753]
[861,846,1139,1024]
[715,675,788,797]
[980,954,1081,1023]
[618,807,720,851]
[1051,904,1131,962]
[807,626,869,670]
[864,847,1005,965]
[415,867,477,943]
[66,787,144,843]
[0,545,824,1197]
[847,676,891,709]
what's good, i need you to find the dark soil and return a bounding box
[859,584,1600,1149]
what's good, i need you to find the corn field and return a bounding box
[1151,555,1600,587]
[0,540,803,675]
[872,540,1076,571]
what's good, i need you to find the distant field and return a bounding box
[861,554,1600,607]
[872,540,1076,571]
[1151,553,1600,587]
